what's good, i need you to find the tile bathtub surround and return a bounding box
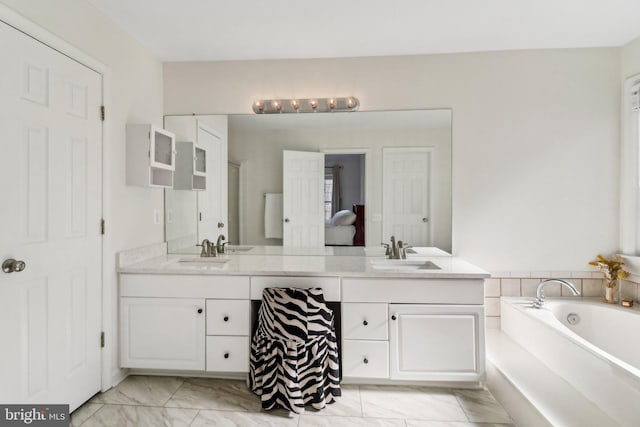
[73,375,515,426]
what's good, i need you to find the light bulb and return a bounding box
[291,100,300,110]
[272,100,281,112]
[254,100,264,112]
[310,99,318,109]
[328,98,336,109]
[346,97,355,108]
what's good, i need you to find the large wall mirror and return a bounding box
[165,109,452,255]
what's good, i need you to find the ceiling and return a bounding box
[86,0,640,62]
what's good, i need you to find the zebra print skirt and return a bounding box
[248,287,341,413]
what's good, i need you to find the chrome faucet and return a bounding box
[197,239,215,257]
[216,234,226,254]
[397,241,410,259]
[532,279,580,308]
[389,236,398,259]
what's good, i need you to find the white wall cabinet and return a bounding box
[120,297,206,370]
[126,124,176,188]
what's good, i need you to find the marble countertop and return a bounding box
[118,246,489,279]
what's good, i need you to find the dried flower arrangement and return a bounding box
[588,254,630,287]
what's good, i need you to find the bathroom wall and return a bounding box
[0,0,165,385]
[164,48,621,272]
[622,35,640,78]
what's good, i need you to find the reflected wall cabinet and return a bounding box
[126,124,176,188]
[174,141,207,190]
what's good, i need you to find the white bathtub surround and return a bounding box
[500,297,640,426]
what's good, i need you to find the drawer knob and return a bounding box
[363,357,369,364]
[197,308,203,314]
[224,352,230,359]
[391,314,397,321]
[223,315,229,322]
[362,320,368,326]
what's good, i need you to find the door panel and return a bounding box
[197,122,226,241]
[0,21,102,411]
[383,148,431,246]
[283,150,324,247]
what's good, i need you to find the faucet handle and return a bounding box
[381,243,390,256]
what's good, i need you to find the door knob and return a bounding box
[217,222,225,228]
[422,217,429,223]
[2,258,26,274]
[284,218,290,223]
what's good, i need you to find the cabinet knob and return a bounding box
[391,314,397,320]
[197,308,203,314]
[362,320,368,326]
[224,352,230,359]
[217,222,225,228]
[363,357,369,364]
[223,315,229,322]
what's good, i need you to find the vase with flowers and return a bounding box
[589,254,630,304]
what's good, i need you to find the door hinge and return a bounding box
[101,219,105,235]
[100,331,105,348]
[100,105,105,121]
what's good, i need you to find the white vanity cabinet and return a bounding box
[388,304,484,381]
[341,278,485,383]
[126,124,176,188]
[119,274,250,372]
[120,297,206,370]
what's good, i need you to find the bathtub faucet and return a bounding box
[532,279,580,309]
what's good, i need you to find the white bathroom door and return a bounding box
[282,150,325,246]
[0,21,102,411]
[197,122,226,241]
[382,148,432,246]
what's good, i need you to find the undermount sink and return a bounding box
[369,258,441,271]
[225,246,253,254]
[177,257,231,265]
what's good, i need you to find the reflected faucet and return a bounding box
[532,279,580,308]
[216,234,226,254]
[197,239,215,257]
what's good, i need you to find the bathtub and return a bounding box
[501,297,640,427]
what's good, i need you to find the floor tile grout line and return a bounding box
[187,409,201,427]
[162,376,187,407]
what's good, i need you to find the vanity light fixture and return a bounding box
[252,96,359,114]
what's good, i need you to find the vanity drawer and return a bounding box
[206,299,250,336]
[342,339,389,379]
[206,336,250,372]
[120,274,250,299]
[250,276,341,301]
[342,303,388,340]
[342,278,484,304]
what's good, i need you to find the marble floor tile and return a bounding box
[360,385,468,421]
[406,421,515,427]
[304,385,363,417]
[190,409,299,426]
[71,403,103,426]
[80,405,198,427]
[165,377,261,412]
[90,375,184,406]
[454,389,513,424]
[298,415,406,427]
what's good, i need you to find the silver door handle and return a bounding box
[2,258,26,274]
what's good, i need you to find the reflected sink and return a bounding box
[369,259,441,271]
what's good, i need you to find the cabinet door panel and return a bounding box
[389,304,484,381]
[121,297,205,370]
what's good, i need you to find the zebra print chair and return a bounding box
[248,287,341,413]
